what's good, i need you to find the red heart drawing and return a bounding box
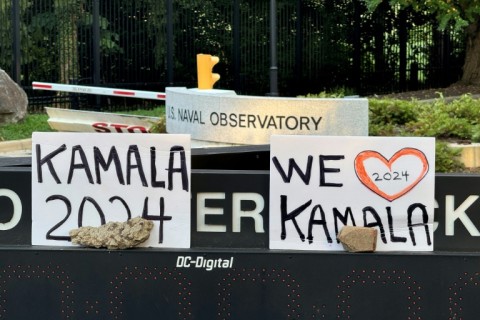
[354,148,429,202]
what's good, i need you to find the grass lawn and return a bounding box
[0,113,52,141]
[0,107,165,141]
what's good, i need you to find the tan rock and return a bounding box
[337,226,377,252]
[70,217,154,249]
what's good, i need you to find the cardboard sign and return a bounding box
[269,135,435,251]
[31,132,191,248]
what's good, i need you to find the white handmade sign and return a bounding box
[269,135,435,251]
[31,132,191,248]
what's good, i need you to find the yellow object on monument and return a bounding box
[196,54,220,89]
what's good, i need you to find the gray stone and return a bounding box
[69,217,154,249]
[0,68,27,125]
[337,226,377,253]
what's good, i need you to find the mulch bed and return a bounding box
[372,83,480,100]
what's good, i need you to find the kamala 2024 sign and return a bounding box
[269,135,435,251]
[31,132,191,248]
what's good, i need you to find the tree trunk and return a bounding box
[55,0,80,85]
[461,21,480,85]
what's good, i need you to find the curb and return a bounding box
[449,143,480,168]
[0,138,32,156]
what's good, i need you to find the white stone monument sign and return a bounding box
[166,87,368,145]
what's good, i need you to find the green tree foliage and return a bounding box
[0,1,36,75]
[0,0,121,85]
[364,0,480,30]
[362,0,480,85]
[1,0,469,95]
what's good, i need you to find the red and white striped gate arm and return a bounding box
[32,81,166,101]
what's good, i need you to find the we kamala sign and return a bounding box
[31,132,191,248]
[269,135,435,251]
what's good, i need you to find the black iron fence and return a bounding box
[0,0,465,111]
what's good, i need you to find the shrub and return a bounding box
[297,86,356,98]
[409,95,480,141]
[368,98,419,126]
[435,141,465,173]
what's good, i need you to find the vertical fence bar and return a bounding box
[92,0,101,109]
[441,30,451,86]
[353,0,361,93]
[268,0,278,96]
[399,10,407,91]
[294,0,303,95]
[233,0,241,93]
[166,0,174,86]
[11,0,21,84]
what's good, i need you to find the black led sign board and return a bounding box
[1,161,480,317]
[434,174,480,251]
[2,168,480,251]
[0,248,477,319]
[0,168,31,245]
[191,170,269,248]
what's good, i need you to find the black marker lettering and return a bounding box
[167,146,189,191]
[109,196,132,220]
[67,145,94,184]
[272,156,313,185]
[307,204,332,244]
[45,195,72,241]
[408,203,431,246]
[142,196,172,244]
[94,146,124,185]
[387,206,407,243]
[36,144,67,183]
[333,207,356,242]
[280,195,311,242]
[319,155,344,187]
[126,145,148,187]
[78,197,106,227]
[363,206,387,244]
[150,147,165,188]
